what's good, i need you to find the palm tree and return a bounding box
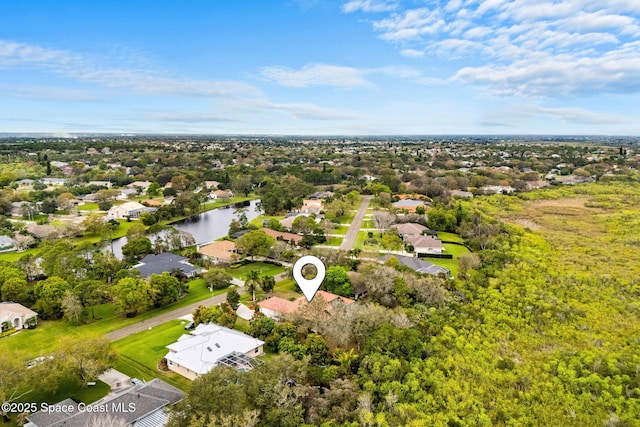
[245,269,260,304]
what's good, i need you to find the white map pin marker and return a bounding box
[293,255,326,302]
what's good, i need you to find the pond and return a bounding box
[108,199,261,259]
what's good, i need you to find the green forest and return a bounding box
[171,181,640,427]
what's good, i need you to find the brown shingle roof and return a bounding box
[260,228,303,243]
[198,241,237,262]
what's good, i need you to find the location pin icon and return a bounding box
[293,255,326,302]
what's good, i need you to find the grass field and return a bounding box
[325,236,343,246]
[0,278,223,360]
[228,262,285,279]
[437,231,464,243]
[425,243,471,277]
[330,225,349,235]
[354,230,381,250]
[112,320,191,390]
[77,203,99,211]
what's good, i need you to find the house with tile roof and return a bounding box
[258,291,354,320]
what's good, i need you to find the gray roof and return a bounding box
[392,199,425,207]
[25,379,185,427]
[394,222,428,236]
[380,254,450,276]
[136,253,200,278]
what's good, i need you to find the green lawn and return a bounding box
[19,377,110,407]
[425,243,471,277]
[77,203,99,211]
[0,248,38,262]
[354,230,381,250]
[325,236,343,246]
[112,320,192,391]
[437,231,464,243]
[0,278,223,360]
[330,225,349,235]
[327,211,355,224]
[361,219,375,228]
[228,262,285,279]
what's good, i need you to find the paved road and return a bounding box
[340,195,372,250]
[104,292,228,342]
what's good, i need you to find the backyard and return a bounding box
[112,319,192,391]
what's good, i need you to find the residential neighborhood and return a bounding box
[0,135,638,426]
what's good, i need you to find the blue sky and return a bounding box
[1,0,639,135]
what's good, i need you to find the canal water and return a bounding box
[108,199,261,259]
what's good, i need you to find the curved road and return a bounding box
[340,195,372,250]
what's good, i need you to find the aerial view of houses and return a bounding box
[0,134,638,427]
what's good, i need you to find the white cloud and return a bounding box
[373,8,445,41]
[346,0,640,97]
[400,48,425,58]
[483,104,629,126]
[0,84,102,101]
[341,0,397,13]
[269,102,359,120]
[148,113,240,123]
[454,42,640,96]
[0,39,260,99]
[260,63,371,88]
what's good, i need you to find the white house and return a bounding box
[165,324,264,380]
[0,302,38,331]
[106,201,151,219]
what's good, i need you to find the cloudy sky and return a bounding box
[1,0,639,135]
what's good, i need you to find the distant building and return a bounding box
[15,179,35,188]
[449,190,473,198]
[480,185,515,195]
[40,177,66,186]
[106,201,153,220]
[392,199,427,213]
[87,180,112,188]
[165,324,264,380]
[210,189,234,200]
[127,181,153,192]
